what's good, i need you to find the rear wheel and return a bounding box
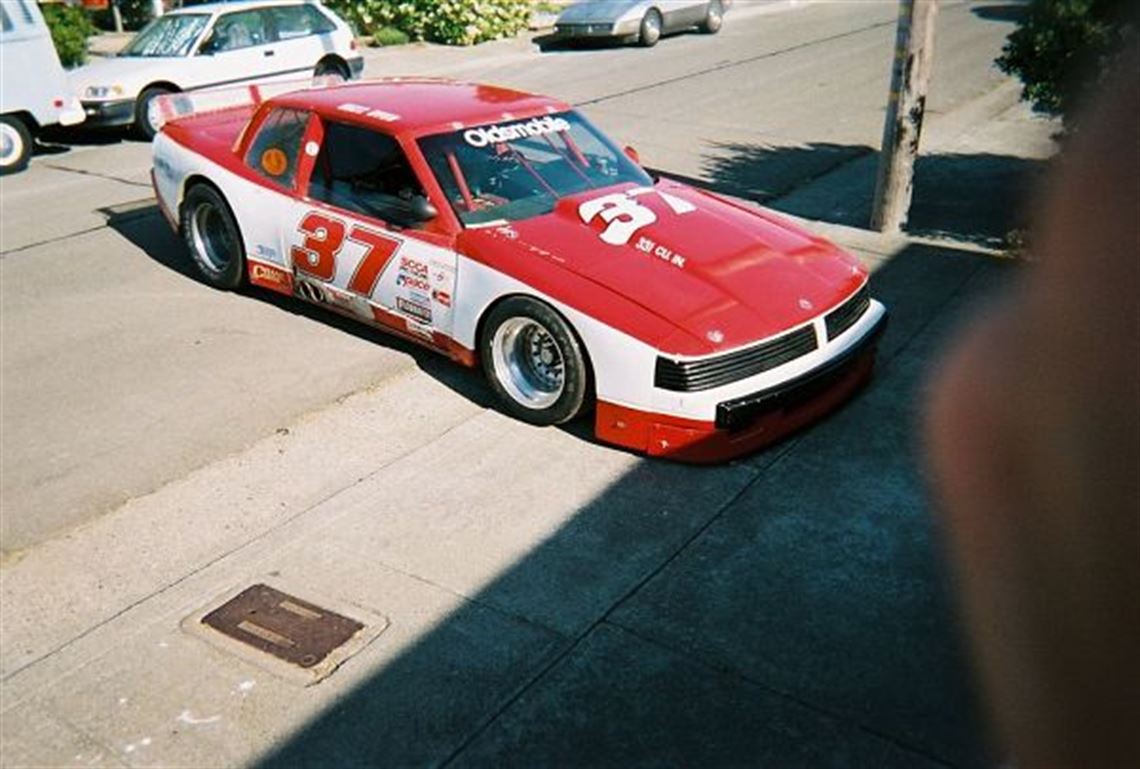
[481,297,590,426]
[314,58,349,81]
[638,9,662,47]
[0,115,32,175]
[699,1,724,34]
[135,86,173,141]
[181,184,246,290]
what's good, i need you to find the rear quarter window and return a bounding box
[270,5,336,39]
[244,108,310,190]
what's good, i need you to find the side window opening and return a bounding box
[245,108,309,189]
[308,121,429,228]
[206,9,269,52]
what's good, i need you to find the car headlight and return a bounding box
[84,85,125,99]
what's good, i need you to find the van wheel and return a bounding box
[0,116,32,175]
[135,86,172,141]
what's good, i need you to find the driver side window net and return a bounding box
[308,121,426,225]
[245,108,308,189]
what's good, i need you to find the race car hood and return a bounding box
[465,180,868,356]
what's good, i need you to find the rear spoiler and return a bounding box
[152,76,344,130]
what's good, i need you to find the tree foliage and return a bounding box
[40,2,97,68]
[326,0,531,46]
[997,0,1135,121]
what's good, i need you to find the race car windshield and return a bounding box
[119,14,209,57]
[418,111,653,226]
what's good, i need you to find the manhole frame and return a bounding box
[181,578,390,687]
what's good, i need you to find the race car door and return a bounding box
[282,117,458,343]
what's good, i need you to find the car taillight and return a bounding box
[53,98,64,108]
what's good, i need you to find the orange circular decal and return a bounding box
[260,148,289,177]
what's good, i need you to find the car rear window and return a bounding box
[245,108,309,190]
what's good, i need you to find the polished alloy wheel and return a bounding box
[191,202,235,274]
[491,317,566,409]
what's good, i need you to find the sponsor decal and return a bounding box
[255,244,279,260]
[153,156,176,182]
[398,257,429,279]
[249,262,293,290]
[396,274,431,293]
[495,225,519,240]
[798,298,814,311]
[338,103,400,122]
[579,187,697,247]
[432,289,452,307]
[396,297,432,324]
[633,236,686,269]
[463,116,571,148]
[706,329,724,344]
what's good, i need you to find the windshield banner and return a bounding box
[463,116,571,148]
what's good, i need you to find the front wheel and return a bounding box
[181,184,246,290]
[638,9,662,47]
[135,86,172,141]
[0,115,33,175]
[699,1,724,34]
[481,297,590,426]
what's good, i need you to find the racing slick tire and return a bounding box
[481,296,590,426]
[638,9,663,47]
[181,184,247,290]
[135,85,172,141]
[699,1,724,34]
[0,115,33,175]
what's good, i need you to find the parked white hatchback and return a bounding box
[70,0,362,139]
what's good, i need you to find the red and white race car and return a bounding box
[151,79,886,463]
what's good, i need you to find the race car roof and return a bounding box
[268,79,572,136]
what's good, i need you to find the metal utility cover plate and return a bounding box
[202,584,363,668]
[185,581,389,686]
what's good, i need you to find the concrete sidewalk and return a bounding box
[5,9,1055,768]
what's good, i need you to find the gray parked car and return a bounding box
[553,0,727,47]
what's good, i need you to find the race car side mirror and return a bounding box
[623,145,641,164]
[410,195,438,223]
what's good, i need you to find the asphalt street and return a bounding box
[0,2,1057,767]
[0,0,1031,554]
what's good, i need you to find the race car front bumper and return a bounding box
[595,309,888,464]
[80,98,136,128]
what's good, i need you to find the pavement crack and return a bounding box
[41,163,151,189]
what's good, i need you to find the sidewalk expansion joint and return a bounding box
[0,409,490,685]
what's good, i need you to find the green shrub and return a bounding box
[371,25,410,47]
[326,0,531,46]
[40,2,97,68]
[997,0,1135,123]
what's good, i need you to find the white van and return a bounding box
[1,0,85,174]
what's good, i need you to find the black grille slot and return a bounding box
[825,286,870,341]
[655,325,818,392]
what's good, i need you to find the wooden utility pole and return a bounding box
[871,0,939,233]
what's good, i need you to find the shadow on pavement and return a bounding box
[250,243,1012,768]
[100,203,498,413]
[970,2,1030,24]
[652,140,1048,249]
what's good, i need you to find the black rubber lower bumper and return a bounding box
[80,98,136,127]
[716,312,888,431]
